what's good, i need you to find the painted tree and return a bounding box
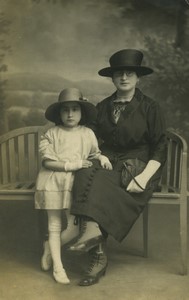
[0,13,10,134]
[143,0,189,141]
[175,0,189,50]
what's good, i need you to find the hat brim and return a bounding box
[45,101,97,124]
[98,66,153,77]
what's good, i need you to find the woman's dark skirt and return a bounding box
[71,161,158,243]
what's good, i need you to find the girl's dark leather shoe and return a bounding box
[78,244,108,286]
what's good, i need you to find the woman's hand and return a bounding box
[99,155,113,170]
[127,160,161,193]
[126,173,148,193]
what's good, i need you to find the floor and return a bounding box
[0,201,188,300]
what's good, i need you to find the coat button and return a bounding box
[83,190,88,196]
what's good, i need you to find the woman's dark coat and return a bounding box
[71,88,167,242]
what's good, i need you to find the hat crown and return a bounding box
[58,88,83,103]
[45,87,97,124]
[98,48,153,77]
[109,49,143,68]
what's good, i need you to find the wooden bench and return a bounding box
[0,126,188,274]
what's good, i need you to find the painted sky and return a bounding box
[1,0,176,82]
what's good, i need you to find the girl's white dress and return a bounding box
[35,125,101,210]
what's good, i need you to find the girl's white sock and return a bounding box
[49,231,63,271]
[47,210,64,272]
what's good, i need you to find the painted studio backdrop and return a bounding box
[0,0,189,145]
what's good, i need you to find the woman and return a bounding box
[67,49,167,286]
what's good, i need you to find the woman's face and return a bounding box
[112,70,139,93]
[60,102,81,127]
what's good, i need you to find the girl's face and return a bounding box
[112,70,139,94]
[60,102,81,128]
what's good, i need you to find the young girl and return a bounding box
[34,88,112,284]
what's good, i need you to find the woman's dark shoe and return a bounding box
[78,244,108,286]
[68,235,104,253]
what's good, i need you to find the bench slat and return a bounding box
[18,135,26,181]
[0,181,35,190]
[8,138,17,182]
[1,143,8,184]
[28,133,38,181]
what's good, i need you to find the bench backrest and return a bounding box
[0,126,47,185]
[0,127,187,193]
[160,130,187,194]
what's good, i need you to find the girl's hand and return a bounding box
[102,161,113,170]
[126,173,148,193]
[99,155,113,170]
[82,160,93,168]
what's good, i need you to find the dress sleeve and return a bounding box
[40,129,59,161]
[87,129,101,159]
[147,101,167,164]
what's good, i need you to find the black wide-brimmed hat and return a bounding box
[98,49,153,77]
[45,88,97,124]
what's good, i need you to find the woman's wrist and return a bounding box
[141,160,161,181]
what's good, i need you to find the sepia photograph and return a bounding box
[0,0,189,299]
